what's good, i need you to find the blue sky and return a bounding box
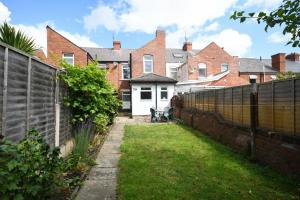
[0,0,297,58]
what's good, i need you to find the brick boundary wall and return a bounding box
[172,104,300,178]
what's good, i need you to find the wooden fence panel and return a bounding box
[223,88,232,121]
[295,79,300,136]
[216,89,223,115]
[232,87,243,124]
[0,46,4,136]
[258,83,273,130]
[5,50,28,141]
[242,86,251,126]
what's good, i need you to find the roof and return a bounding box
[130,73,177,83]
[239,58,277,73]
[82,47,134,62]
[286,60,300,72]
[165,48,199,63]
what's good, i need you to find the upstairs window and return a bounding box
[160,87,168,100]
[143,55,153,73]
[140,87,152,100]
[198,63,206,79]
[62,53,74,66]
[169,66,178,80]
[221,63,229,72]
[122,63,130,80]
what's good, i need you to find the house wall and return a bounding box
[47,26,91,67]
[131,83,175,115]
[104,62,130,97]
[131,30,166,78]
[186,42,247,87]
[239,72,275,84]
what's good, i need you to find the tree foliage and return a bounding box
[60,62,120,131]
[0,22,38,55]
[231,0,300,47]
[276,71,300,80]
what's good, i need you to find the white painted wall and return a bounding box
[131,83,175,116]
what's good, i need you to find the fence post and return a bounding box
[26,57,32,132]
[241,87,244,125]
[2,47,8,137]
[272,81,275,131]
[292,78,295,135]
[55,70,60,147]
[231,87,234,124]
[250,77,258,159]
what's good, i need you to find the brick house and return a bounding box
[41,26,300,115]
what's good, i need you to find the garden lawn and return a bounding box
[118,124,299,200]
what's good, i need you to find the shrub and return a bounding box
[60,62,120,132]
[276,71,300,80]
[0,129,63,199]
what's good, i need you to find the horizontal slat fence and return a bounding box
[181,79,300,136]
[0,42,71,147]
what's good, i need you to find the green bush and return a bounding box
[60,62,120,131]
[276,71,300,80]
[0,130,63,199]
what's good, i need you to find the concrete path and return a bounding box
[75,116,148,200]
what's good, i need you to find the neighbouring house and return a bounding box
[40,26,300,116]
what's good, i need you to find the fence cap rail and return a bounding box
[0,41,59,71]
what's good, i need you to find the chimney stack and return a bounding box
[271,53,286,72]
[155,27,166,48]
[286,53,299,62]
[183,42,192,51]
[113,40,121,50]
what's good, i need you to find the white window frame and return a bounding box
[198,63,207,79]
[122,63,130,80]
[140,87,152,100]
[62,53,74,66]
[169,66,178,80]
[98,63,108,69]
[143,55,153,73]
[160,87,168,100]
[221,63,229,72]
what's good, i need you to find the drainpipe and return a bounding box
[155,83,158,109]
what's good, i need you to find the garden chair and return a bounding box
[162,107,173,122]
[150,107,159,122]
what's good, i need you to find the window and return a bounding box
[140,87,152,100]
[198,63,206,79]
[169,66,178,80]
[160,87,168,100]
[122,91,131,101]
[122,63,130,80]
[62,53,74,66]
[98,63,108,69]
[143,55,153,73]
[221,63,229,72]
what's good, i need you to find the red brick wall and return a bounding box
[47,26,90,67]
[186,42,250,87]
[106,62,130,96]
[239,73,275,84]
[131,30,166,78]
[175,108,300,177]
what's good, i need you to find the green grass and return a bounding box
[118,124,299,200]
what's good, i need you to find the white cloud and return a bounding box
[0,1,11,23]
[59,31,99,47]
[84,0,238,34]
[0,2,98,55]
[84,5,120,32]
[268,31,291,44]
[204,22,219,32]
[242,0,281,9]
[193,29,252,56]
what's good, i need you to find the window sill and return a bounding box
[160,99,169,101]
[120,79,130,81]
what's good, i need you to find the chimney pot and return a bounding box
[286,52,299,61]
[113,40,121,50]
[183,42,192,51]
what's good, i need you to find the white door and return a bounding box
[122,91,131,109]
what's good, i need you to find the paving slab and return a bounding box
[75,116,143,200]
